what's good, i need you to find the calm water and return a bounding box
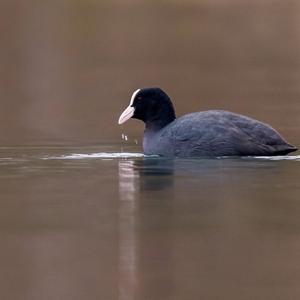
[0,145,299,300]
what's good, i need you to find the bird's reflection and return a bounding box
[132,158,175,191]
[119,158,175,193]
[118,158,174,300]
[117,158,175,300]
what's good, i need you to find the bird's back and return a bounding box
[144,110,297,157]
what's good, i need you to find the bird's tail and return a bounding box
[272,143,298,155]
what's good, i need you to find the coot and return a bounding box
[118,88,297,157]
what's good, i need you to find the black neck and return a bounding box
[145,113,176,132]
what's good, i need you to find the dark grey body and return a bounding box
[143,110,297,157]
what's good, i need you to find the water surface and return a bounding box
[0,146,300,300]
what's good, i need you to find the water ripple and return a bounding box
[43,152,145,160]
[42,153,300,161]
[250,155,300,161]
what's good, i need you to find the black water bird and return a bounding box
[118,88,297,157]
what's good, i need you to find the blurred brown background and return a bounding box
[0,0,299,145]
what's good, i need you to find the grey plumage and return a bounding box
[143,110,297,157]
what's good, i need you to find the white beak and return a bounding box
[118,105,135,124]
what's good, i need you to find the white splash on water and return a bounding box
[249,155,300,161]
[43,152,145,160]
